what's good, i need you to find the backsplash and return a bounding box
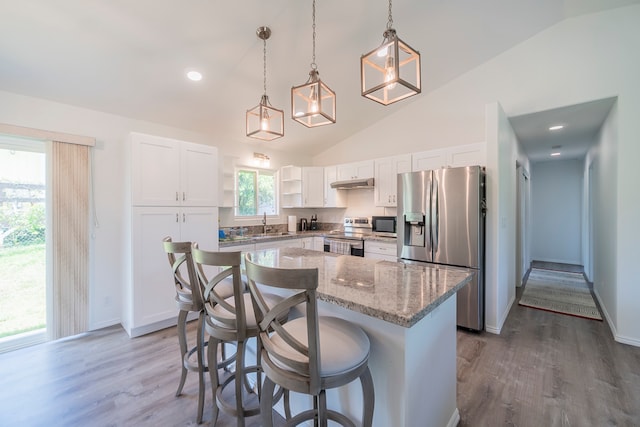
[221,222,342,237]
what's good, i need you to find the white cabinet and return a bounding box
[219,155,237,208]
[336,161,374,181]
[219,243,255,253]
[281,166,326,208]
[374,155,411,207]
[313,236,325,251]
[281,165,303,208]
[126,206,218,337]
[412,143,486,171]
[130,132,218,206]
[323,166,346,208]
[255,239,302,250]
[302,167,325,207]
[364,239,397,262]
[299,237,314,249]
[125,132,219,338]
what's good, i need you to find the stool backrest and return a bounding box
[192,247,247,339]
[162,236,202,311]
[244,252,322,394]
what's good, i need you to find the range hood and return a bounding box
[330,177,375,189]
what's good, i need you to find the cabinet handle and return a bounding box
[183,213,186,223]
[175,213,179,223]
[182,192,186,201]
[175,192,179,201]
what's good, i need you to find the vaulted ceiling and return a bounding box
[0,0,637,156]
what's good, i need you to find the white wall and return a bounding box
[530,159,583,265]
[0,90,311,331]
[587,103,619,338]
[313,5,640,342]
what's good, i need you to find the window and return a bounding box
[235,168,277,217]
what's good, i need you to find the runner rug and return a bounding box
[519,268,602,320]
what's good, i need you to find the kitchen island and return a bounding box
[248,247,473,427]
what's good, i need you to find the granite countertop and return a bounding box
[220,231,398,247]
[219,231,325,247]
[247,247,473,328]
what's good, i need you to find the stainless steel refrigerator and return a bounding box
[397,166,486,331]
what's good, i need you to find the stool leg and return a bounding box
[260,377,277,427]
[175,310,189,396]
[318,390,328,427]
[359,367,375,427]
[196,311,205,424]
[235,339,246,427]
[208,334,220,425]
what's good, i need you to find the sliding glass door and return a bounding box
[0,138,47,352]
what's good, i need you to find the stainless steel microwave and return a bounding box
[371,216,397,236]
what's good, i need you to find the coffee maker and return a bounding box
[300,218,308,231]
[309,214,318,230]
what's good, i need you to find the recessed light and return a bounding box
[549,125,564,131]
[186,70,203,81]
[550,152,561,157]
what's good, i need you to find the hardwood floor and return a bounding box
[457,264,640,426]
[1,277,639,426]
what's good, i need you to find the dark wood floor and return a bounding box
[1,266,639,426]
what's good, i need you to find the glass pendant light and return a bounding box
[247,26,284,141]
[361,0,421,106]
[291,0,336,127]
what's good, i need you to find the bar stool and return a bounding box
[162,237,237,424]
[244,253,375,427]
[192,247,289,427]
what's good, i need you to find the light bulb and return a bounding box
[260,109,270,131]
[385,55,397,90]
[310,86,319,114]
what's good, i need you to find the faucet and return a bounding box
[262,212,268,234]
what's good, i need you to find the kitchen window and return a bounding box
[235,167,278,217]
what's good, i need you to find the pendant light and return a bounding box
[360,0,421,106]
[291,0,336,127]
[246,26,284,141]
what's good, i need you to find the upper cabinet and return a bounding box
[130,132,218,206]
[281,165,303,208]
[336,160,374,181]
[281,165,324,208]
[412,143,486,171]
[302,167,325,208]
[323,166,346,208]
[219,155,237,208]
[374,155,411,207]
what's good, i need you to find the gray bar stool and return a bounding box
[162,237,236,424]
[244,253,375,427]
[193,247,289,427]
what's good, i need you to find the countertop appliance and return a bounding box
[300,218,308,231]
[310,214,318,230]
[371,215,397,237]
[323,217,371,257]
[397,166,486,331]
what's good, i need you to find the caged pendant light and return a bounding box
[247,26,284,141]
[291,0,336,127]
[360,0,421,106]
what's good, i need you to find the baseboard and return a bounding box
[593,289,640,348]
[447,408,460,427]
[485,293,515,335]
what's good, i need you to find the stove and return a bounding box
[323,217,371,256]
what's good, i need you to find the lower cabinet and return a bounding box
[364,240,398,262]
[313,236,325,251]
[124,206,218,338]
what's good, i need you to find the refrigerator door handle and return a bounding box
[432,179,439,251]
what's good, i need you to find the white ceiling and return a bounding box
[0,0,637,156]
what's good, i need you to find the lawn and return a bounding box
[0,244,46,338]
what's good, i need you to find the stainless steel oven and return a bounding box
[323,236,365,257]
[323,217,370,257]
